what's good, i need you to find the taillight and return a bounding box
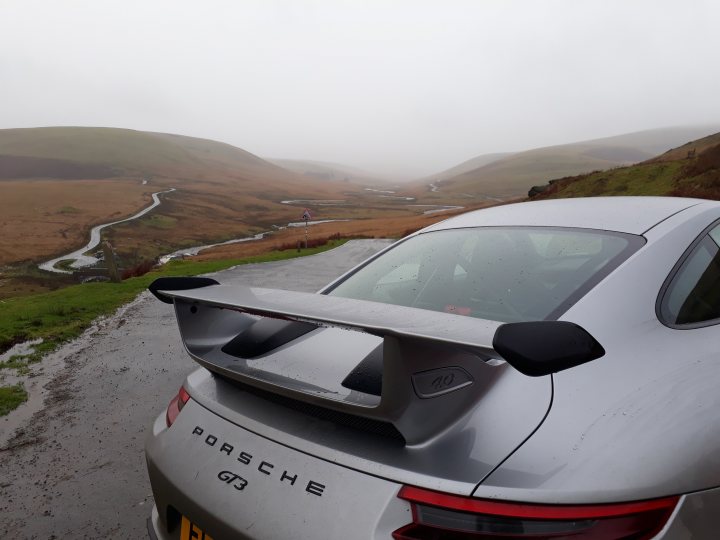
[165,386,191,427]
[393,486,678,540]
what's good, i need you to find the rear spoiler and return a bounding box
[151,277,604,444]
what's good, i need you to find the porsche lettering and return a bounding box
[192,426,326,496]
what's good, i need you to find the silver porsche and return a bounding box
[145,196,720,539]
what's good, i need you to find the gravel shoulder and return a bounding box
[0,239,393,538]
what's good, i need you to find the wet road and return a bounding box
[0,240,393,539]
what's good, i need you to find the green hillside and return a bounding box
[434,126,720,198]
[530,132,720,201]
[441,143,645,197]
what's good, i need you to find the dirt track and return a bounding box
[0,240,392,539]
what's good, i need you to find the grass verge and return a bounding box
[0,239,350,415]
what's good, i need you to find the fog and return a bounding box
[2,0,719,178]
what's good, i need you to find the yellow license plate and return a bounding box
[180,515,214,540]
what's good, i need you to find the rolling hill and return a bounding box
[427,125,720,198]
[0,127,366,266]
[529,131,720,201]
[0,127,299,182]
[645,132,720,164]
[424,152,514,183]
[0,127,469,272]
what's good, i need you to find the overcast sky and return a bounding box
[2,0,719,178]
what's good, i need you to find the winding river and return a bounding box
[39,185,466,274]
[39,188,176,273]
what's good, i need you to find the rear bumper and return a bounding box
[145,401,409,539]
[146,395,720,539]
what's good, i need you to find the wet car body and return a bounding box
[146,197,720,539]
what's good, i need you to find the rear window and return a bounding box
[328,227,642,322]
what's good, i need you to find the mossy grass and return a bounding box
[0,239,349,372]
[0,383,28,416]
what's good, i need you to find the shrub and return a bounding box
[121,259,156,280]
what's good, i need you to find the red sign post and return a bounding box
[302,208,311,249]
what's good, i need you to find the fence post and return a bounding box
[103,241,121,282]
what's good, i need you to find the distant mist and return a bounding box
[2,1,720,178]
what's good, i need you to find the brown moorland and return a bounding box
[0,178,154,264]
[0,127,480,279]
[0,127,376,265]
[191,212,440,261]
[192,201,499,262]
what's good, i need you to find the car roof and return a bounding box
[425,196,714,235]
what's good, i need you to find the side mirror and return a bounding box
[493,321,605,377]
[148,277,219,304]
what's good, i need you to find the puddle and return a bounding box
[408,204,465,215]
[364,188,396,194]
[379,195,416,201]
[281,199,348,205]
[287,219,352,228]
[0,297,145,448]
[0,338,44,364]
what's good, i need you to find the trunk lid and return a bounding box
[162,283,553,493]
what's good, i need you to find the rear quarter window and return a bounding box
[659,224,720,327]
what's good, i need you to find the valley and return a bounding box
[0,127,486,301]
[3,124,720,301]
